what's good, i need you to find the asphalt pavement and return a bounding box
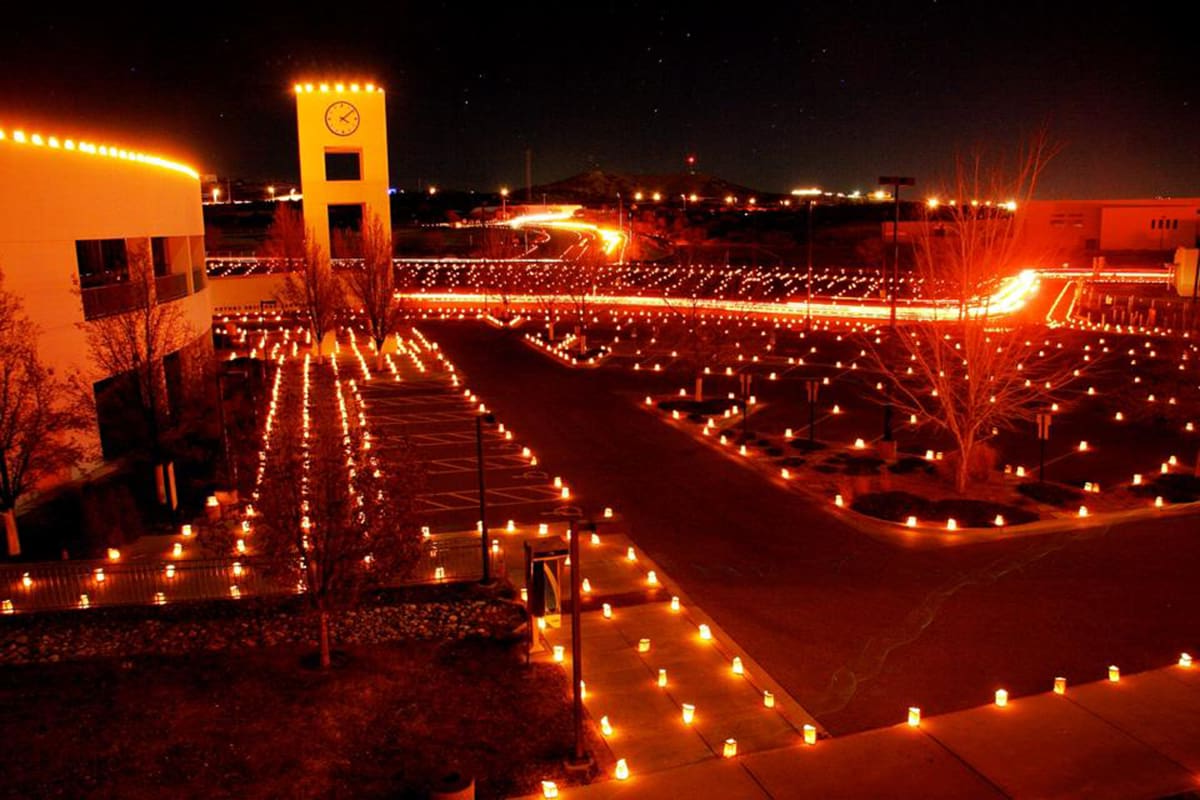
[426,320,1200,734]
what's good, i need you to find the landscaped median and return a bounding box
[522,329,611,368]
[641,392,1200,539]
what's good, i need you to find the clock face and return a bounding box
[324,101,360,136]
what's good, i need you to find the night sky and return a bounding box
[2,3,1196,198]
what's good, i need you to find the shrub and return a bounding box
[852,491,1038,527]
[890,457,936,475]
[1017,482,1083,507]
[1130,473,1200,504]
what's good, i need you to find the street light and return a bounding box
[1036,410,1052,483]
[806,198,816,330]
[804,378,820,444]
[567,519,593,769]
[267,185,276,201]
[476,410,497,583]
[499,187,509,221]
[212,187,221,204]
[739,372,752,440]
[879,176,915,329]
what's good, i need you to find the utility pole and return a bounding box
[806,198,815,330]
[476,411,494,583]
[878,176,915,330]
[525,149,533,203]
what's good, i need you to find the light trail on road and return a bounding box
[398,269,1042,322]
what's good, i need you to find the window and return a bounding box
[164,351,183,421]
[324,150,362,181]
[93,372,140,459]
[75,239,128,288]
[151,237,170,277]
[328,204,365,258]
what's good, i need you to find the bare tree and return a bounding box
[0,270,90,555]
[246,359,424,668]
[83,245,195,509]
[344,213,402,368]
[262,203,307,271]
[661,293,730,401]
[916,133,1059,318]
[563,241,606,354]
[866,134,1079,492]
[478,224,518,321]
[280,221,343,360]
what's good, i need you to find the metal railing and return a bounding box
[0,537,501,615]
[81,283,145,320]
[155,273,190,303]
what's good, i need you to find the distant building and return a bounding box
[1020,198,1200,263]
[0,124,212,473]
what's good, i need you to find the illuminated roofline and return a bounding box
[0,126,198,180]
[293,81,383,95]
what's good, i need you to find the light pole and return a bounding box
[267,185,276,202]
[1036,410,1052,483]
[476,410,496,583]
[739,372,752,440]
[806,198,816,330]
[878,176,915,330]
[804,378,820,444]
[500,187,509,221]
[567,519,592,768]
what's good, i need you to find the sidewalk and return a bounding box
[523,662,1200,799]
[505,523,1200,799]
[497,524,821,774]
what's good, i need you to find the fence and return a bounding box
[1,537,502,615]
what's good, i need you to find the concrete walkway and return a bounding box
[507,523,1200,799]
[509,526,820,775]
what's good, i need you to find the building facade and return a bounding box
[0,126,212,480]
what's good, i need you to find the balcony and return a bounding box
[81,283,144,320]
[155,273,189,303]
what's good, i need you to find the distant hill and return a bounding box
[523,170,780,205]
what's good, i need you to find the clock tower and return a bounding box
[293,81,390,259]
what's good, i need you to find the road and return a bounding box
[425,320,1200,734]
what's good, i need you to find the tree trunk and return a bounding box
[167,462,178,511]
[2,509,19,557]
[956,442,972,494]
[154,463,167,505]
[319,608,332,669]
[694,375,704,402]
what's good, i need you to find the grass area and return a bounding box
[0,639,595,799]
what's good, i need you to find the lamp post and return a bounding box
[806,198,816,330]
[739,372,752,440]
[267,185,276,202]
[878,176,915,330]
[804,378,820,444]
[567,519,592,768]
[500,187,509,221]
[1036,410,1052,483]
[476,410,496,583]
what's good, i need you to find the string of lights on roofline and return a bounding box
[0,126,198,180]
[292,82,382,94]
